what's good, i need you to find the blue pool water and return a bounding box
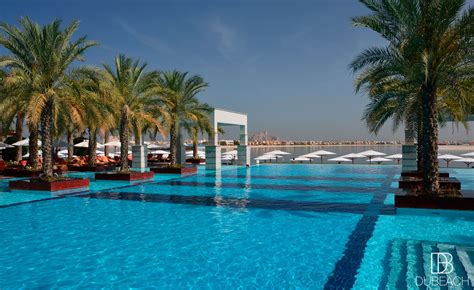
[1,164,474,289]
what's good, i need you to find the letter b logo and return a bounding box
[431,252,454,274]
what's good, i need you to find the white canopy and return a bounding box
[74,141,104,148]
[23,150,42,158]
[386,154,402,159]
[438,154,461,160]
[453,158,474,167]
[358,150,386,157]
[438,154,461,167]
[328,157,352,163]
[150,150,170,155]
[254,154,277,161]
[292,157,310,162]
[265,150,291,155]
[302,153,321,158]
[369,157,391,162]
[311,150,336,156]
[147,144,163,149]
[222,150,238,156]
[461,152,474,157]
[12,138,41,147]
[103,141,122,147]
[341,153,366,159]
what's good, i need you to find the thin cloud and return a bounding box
[210,18,238,60]
[117,19,174,55]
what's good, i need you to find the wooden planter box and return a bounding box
[395,193,474,211]
[95,171,154,181]
[68,165,116,172]
[399,177,461,190]
[3,168,42,178]
[9,178,90,192]
[401,171,450,178]
[151,166,198,174]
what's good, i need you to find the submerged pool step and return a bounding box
[382,240,474,290]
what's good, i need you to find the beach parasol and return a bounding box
[292,156,311,163]
[12,138,42,147]
[437,154,461,167]
[386,154,403,164]
[453,158,474,168]
[310,150,336,163]
[341,153,366,164]
[368,157,391,164]
[358,150,386,164]
[328,157,352,164]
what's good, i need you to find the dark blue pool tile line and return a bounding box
[156,180,392,194]
[323,167,398,289]
[323,215,379,289]
[201,173,386,182]
[78,191,397,215]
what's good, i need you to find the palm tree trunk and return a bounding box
[169,124,177,166]
[193,140,199,159]
[416,123,423,172]
[421,85,439,194]
[104,130,110,156]
[41,100,54,178]
[28,126,39,167]
[88,128,98,167]
[14,113,24,162]
[119,106,129,171]
[67,131,74,160]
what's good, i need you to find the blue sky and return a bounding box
[1,0,472,141]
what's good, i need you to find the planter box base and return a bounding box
[401,171,450,178]
[399,177,461,191]
[395,192,474,211]
[95,171,154,181]
[68,165,116,172]
[9,178,90,192]
[3,168,42,178]
[151,166,197,175]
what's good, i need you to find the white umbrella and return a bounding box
[438,154,461,167]
[23,150,42,158]
[341,153,366,164]
[74,140,104,148]
[12,138,41,147]
[222,150,238,156]
[310,150,336,163]
[103,141,122,147]
[254,154,278,162]
[301,153,320,163]
[359,150,386,164]
[150,150,170,155]
[265,150,291,155]
[292,157,311,163]
[453,158,474,168]
[368,157,391,164]
[147,143,163,149]
[461,152,474,157]
[263,150,290,162]
[328,157,352,164]
[386,153,403,164]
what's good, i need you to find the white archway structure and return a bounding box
[205,108,250,170]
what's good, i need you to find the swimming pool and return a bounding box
[1,164,473,288]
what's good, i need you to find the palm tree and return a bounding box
[184,114,213,159]
[351,0,473,194]
[0,18,97,178]
[158,71,212,166]
[103,55,166,171]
